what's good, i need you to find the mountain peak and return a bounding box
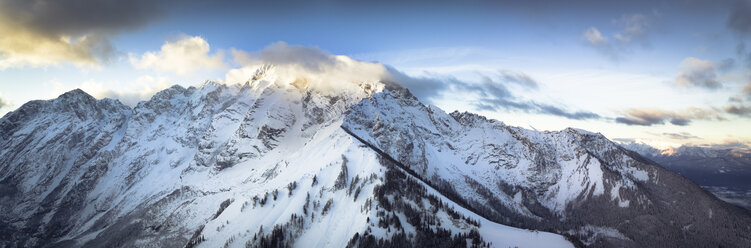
[227,63,388,100]
[58,88,94,101]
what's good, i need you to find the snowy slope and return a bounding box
[343,86,751,247]
[0,65,574,248]
[343,86,650,215]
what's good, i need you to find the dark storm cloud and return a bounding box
[0,0,163,36]
[615,117,666,126]
[725,104,751,116]
[662,132,699,140]
[727,0,751,36]
[615,108,718,126]
[615,109,670,126]
[669,118,691,126]
[0,0,165,67]
[536,104,601,120]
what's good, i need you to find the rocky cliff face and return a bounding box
[1,65,750,247]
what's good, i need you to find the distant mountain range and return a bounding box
[619,141,751,210]
[2,65,751,247]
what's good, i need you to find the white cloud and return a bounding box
[0,91,10,109]
[224,42,389,95]
[613,13,649,43]
[220,42,600,120]
[583,27,617,60]
[83,76,173,106]
[46,79,68,99]
[584,27,608,46]
[33,39,601,122]
[224,42,482,103]
[583,13,656,60]
[130,36,226,75]
[675,57,723,89]
[48,76,172,106]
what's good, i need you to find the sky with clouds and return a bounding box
[0,0,750,150]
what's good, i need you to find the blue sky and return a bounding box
[0,0,750,150]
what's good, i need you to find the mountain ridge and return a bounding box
[0,73,569,247]
[2,68,751,247]
[618,141,751,210]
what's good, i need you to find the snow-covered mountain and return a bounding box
[343,86,751,247]
[619,142,751,210]
[1,65,750,248]
[619,141,751,159]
